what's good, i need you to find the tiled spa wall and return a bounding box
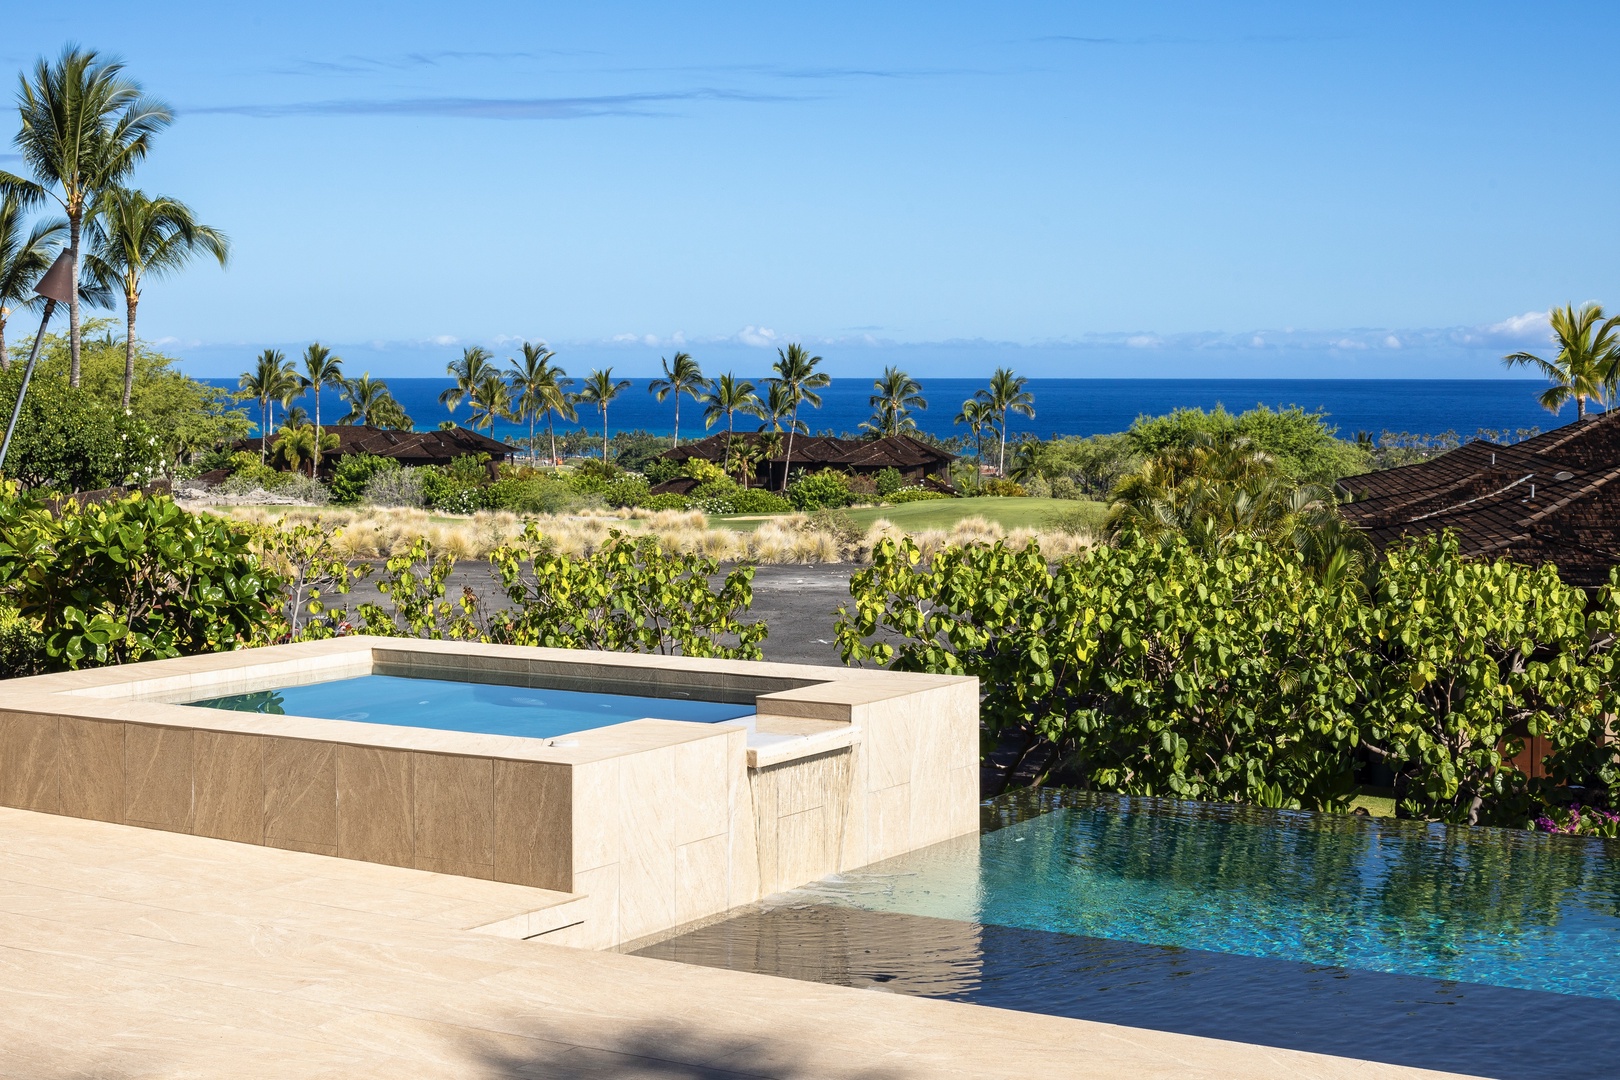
[0,638,980,949]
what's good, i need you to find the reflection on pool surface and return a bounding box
[639,790,1620,1079]
[186,673,755,740]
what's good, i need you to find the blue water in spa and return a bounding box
[185,674,754,739]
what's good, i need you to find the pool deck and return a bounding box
[0,806,1480,1079]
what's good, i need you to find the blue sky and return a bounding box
[5,2,1615,378]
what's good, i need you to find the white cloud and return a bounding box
[1250,335,1265,348]
[1489,310,1549,337]
[1125,334,1161,348]
[610,332,640,344]
[736,325,779,347]
[1331,338,1369,350]
[430,334,458,346]
[1382,334,1402,349]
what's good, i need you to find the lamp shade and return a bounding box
[32,250,74,305]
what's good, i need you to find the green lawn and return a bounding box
[841,497,1108,533]
[715,497,1108,533]
[1349,787,1397,818]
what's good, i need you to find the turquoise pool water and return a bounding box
[642,790,1620,1078]
[186,674,754,739]
[824,790,1620,999]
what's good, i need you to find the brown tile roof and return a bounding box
[239,425,516,468]
[1338,412,1620,586]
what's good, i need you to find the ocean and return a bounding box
[207,377,1559,445]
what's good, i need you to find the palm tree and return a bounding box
[339,372,393,426]
[439,345,496,413]
[649,351,706,448]
[576,367,631,460]
[771,343,830,490]
[508,342,573,463]
[861,366,926,436]
[0,194,63,370]
[467,370,512,432]
[298,343,344,473]
[83,187,229,406]
[237,348,299,463]
[977,367,1036,475]
[272,423,337,477]
[0,47,172,386]
[1502,304,1620,420]
[701,373,759,474]
[727,436,763,489]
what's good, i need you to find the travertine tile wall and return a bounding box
[0,639,980,949]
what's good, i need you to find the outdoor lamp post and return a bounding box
[0,250,74,472]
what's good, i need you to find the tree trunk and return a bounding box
[547,413,557,465]
[998,416,1009,475]
[260,399,268,464]
[782,407,798,492]
[0,309,9,371]
[121,293,138,408]
[673,396,679,448]
[529,415,537,463]
[68,213,82,388]
[724,413,733,476]
[1578,396,1587,421]
[313,386,322,474]
[602,407,609,461]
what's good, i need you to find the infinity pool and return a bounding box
[641,789,1620,1079]
[186,674,755,739]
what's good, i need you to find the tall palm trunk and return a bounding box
[547,412,557,465]
[724,412,734,475]
[998,415,1009,475]
[1578,396,1588,420]
[529,414,538,463]
[313,390,322,473]
[782,406,799,492]
[67,213,82,387]
[0,311,9,370]
[260,397,269,464]
[673,397,680,448]
[601,407,609,460]
[121,292,138,407]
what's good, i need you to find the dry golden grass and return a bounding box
[210,504,1097,564]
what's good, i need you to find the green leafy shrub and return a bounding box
[354,528,767,659]
[1357,535,1620,825]
[680,458,729,484]
[420,459,491,514]
[0,367,162,491]
[329,453,398,505]
[487,474,592,514]
[979,478,1027,497]
[610,430,673,472]
[642,457,682,485]
[729,489,792,514]
[602,475,651,508]
[1127,404,1369,485]
[0,604,46,677]
[787,469,853,511]
[1022,474,1052,498]
[641,492,690,511]
[837,531,1620,824]
[0,492,282,668]
[482,527,767,658]
[874,467,904,496]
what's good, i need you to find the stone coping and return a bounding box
[0,636,961,767]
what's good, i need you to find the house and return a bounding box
[1338,411,1620,586]
[239,425,516,477]
[659,432,956,492]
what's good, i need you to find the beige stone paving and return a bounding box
[0,806,1482,1080]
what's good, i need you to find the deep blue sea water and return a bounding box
[640,790,1620,1080]
[186,674,753,738]
[208,377,1558,444]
